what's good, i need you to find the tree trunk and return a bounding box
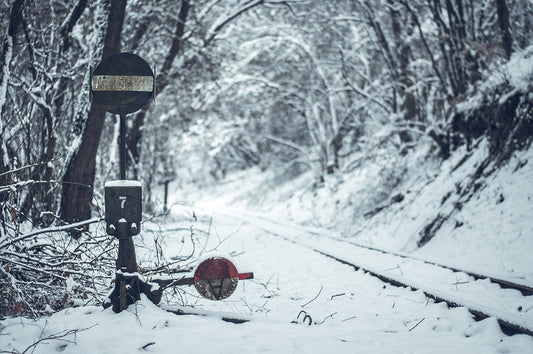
[1,0,25,233]
[126,0,190,179]
[1,0,25,177]
[388,1,418,144]
[60,0,88,51]
[496,0,512,60]
[60,0,127,230]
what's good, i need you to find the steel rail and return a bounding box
[257,224,533,337]
[227,209,533,296]
[306,232,533,297]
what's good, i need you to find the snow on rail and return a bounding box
[214,207,533,336]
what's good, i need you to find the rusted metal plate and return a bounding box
[91,53,154,115]
[155,257,254,300]
[92,75,153,92]
[194,257,240,301]
[195,277,239,301]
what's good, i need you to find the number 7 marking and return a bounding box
[119,196,127,208]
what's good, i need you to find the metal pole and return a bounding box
[119,114,126,180]
[116,221,138,273]
[163,181,169,212]
[112,220,140,312]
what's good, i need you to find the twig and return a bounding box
[0,160,59,178]
[453,276,469,290]
[0,217,103,248]
[188,225,196,259]
[302,286,323,308]
[408,318,425,332]
[199,217,213,256]
[213,222,245,247]
[385,265,403,275]
[20,325,96,354]
[296,310,312,325]
[141,342,156,350]
[316,312,337,325]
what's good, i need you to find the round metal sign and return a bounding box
[91,53,154,115]
[194,257,240,301]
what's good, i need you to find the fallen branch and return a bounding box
[0,217,103,248]
[302,286,323,308]
[408,318,425,332]
[19,325,97,354]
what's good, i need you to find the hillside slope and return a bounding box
[183,47,533,283]
[187,138,532,284]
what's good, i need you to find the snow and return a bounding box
[2,142,533,353]
[105,180,143,187]
[65,277,76,293]
[189,139,533,283]
[3,44,533,350]
[506,45,533,93]
[417,146,533,280]
[457,45,533,113]
[210,206,533,331]
[0,36,11,113]
[1,222,532,353]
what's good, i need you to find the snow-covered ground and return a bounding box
[190,139,533,282]
[1,214,532,353]
[1,141,533,353]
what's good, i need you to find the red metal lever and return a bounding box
[238,272,254,280]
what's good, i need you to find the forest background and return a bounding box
[0,0,532,317]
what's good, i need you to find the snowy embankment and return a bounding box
[193,139,533,283]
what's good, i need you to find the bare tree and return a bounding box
[496,0,512,60]
[60,0,127,232]
[0,0,24,182]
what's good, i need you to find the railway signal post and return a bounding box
[91,52,155,312]
[91,52,254,313]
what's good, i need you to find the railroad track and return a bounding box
[298,227,533,297]
[311,247,533,337]
[215,208,533,337]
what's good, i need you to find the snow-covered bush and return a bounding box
[0,182,114,317]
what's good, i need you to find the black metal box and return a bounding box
[105,180,142,236]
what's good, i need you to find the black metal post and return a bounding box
[163,181,169,212]
[119,114,126,180]
[94,53,160,312]
[116,220,138,272]
[111,220,140,313]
